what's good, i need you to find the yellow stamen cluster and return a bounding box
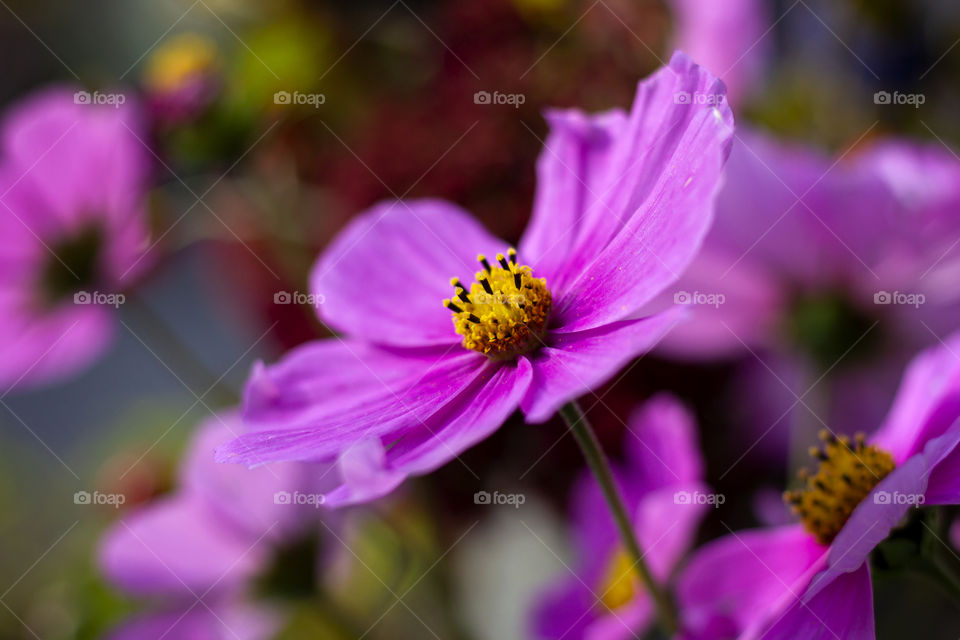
[784,430,896,545]
[444,249,551,359]
[598,548,639,611]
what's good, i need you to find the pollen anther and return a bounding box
[598,549,640,611]
[784,430,895,545]
[444,249,551,359]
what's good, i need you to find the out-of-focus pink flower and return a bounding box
[669,0,772,105]
[654,127,960,461]
[99,412,333,640]
[677,333,960,639]
[661,126,960,361]
[532,395,709,640]
[0,88,151,390]
[215,53,734,507]
[102,604,277,640]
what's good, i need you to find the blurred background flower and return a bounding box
[532,395,708,640]
[0,87,151,390]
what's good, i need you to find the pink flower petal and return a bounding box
[311,199,508,347]
[677,525,826,638]
[521,308,684,423]
[760,562,874,640]
[98,495,267,598]
[549,52,734,333]
[324,359,532,506]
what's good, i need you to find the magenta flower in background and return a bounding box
[100,413,333,640]
[99,604,276,640]
[216,52,735,506]
[532,394,709,640]
[0,88,151,390]
[662,0,960,450]
[676,332,960,639]
[653,126,960,458]
[660,127,960,360]
[668,0,771,105]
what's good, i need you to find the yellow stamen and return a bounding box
[598,548,640,611]
[444,249,551,359]
[784,430,895,545]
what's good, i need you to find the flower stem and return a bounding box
[558,401,678,636]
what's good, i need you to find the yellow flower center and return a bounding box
[144,33,219,93]
[444,249,552,359]
[784,430,896,545]
[598,549,640,611]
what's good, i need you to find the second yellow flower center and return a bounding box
[443,249,552,359]
[598,548,640,611]
[784,430,896,545]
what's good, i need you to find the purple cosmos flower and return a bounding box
[0,88,151,390]
[532,394,709,640]
[654,126,960,457]
[215,52,735,506]
[675,332,960,639]
[99,413,332,640]
[660,127,960,361]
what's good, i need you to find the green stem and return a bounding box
[558,401,678,635]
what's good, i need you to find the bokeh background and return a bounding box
[2,0,960,638]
